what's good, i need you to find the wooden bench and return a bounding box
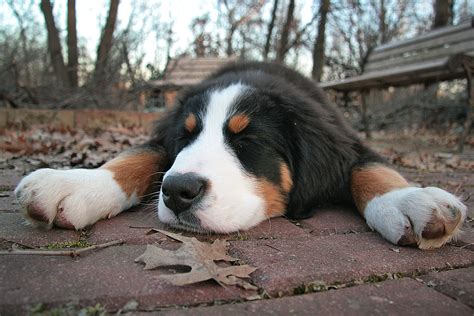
[320,20,474,151]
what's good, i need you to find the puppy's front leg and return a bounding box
[351,163,466,249]
[15,145,167,229]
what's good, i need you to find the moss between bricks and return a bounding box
[291,265,469,297]
[29,303,105,316]
[292,272,406,296]
[42,229,92,250]
[230,234,252,241]
[42,240,91,250]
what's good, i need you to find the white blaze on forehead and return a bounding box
[201,83,244,142]
[158,83,267,232]
[166,83,246,175]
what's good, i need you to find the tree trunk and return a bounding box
[67,0,79,88]
[433,0,454,29]
[226,27,236,57]
[164,25,173,72]
[40,0,69,87]
[276,0,295,63]
[121,43,135,88]
[311,0,330,81]
[263,0,279,60]
[379,0,388,44]
[94,0,120,85]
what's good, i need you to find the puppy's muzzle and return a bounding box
[161,173,206,215]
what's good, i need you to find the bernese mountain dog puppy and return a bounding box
[15,62,466,249]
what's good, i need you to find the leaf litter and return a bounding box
[2,126,472,173]
[135,229,257,290]
[0,125,148,172]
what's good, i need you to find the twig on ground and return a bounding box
[462,193,471,203]
[264,244,281,252]
[0,239,124,257]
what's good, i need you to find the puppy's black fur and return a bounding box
[150,61,384,219]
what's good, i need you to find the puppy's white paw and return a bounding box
[15,168,135,229]
[365,187,466,249]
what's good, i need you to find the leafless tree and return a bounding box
[312,0,330,81]
[432,0,454,28]
[263,0,279,60]
[67,0,79,87]
[94,0,120,85]
[275,0,295,63]
[191,15,217,57]
[163,22,175,73]
[219,0,265,57]
[279,6,319,63]
[40,0,70,87]
[326,0,412,79]
[6,0,33,87]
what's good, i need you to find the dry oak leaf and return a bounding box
[135,230,257,290]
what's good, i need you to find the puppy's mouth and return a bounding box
[166,212,211,234]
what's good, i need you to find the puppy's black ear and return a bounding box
[150,106,180,155]
[280,96,359,220]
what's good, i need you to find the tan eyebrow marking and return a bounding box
[185,113,197,133]
[228,114,250,134]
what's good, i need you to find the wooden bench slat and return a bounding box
[372,22,472,55]
[366,41,474,73]
[368,28,474,63]
[319,57,457,91]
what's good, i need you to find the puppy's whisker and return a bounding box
[149,171,167,176]
[140,191,161,198]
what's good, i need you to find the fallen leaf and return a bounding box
[135,230,257,290]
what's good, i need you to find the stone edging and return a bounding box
[0,108,164,129]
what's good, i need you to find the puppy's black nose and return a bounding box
[161,173,205,215]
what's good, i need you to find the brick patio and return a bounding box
[0,169,473,314]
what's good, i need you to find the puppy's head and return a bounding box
[157,83,294,233]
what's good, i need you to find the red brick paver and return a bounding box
[421,267,474,308]
[0,190,18,212]
[0,213,81,248]
[226,217,308,240]
[298,206,370,235]
[0,245,249,314]
[230,233,474,295]
[160,278,472,316]
[0,170,21,191]
[86,207,165,245]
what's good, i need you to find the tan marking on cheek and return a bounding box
[351,164,409,214]
[257,179,286,218]
[101,153,165,198]
[280,162,293,193]
[185,113,197,133]
[228,114,250,134]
